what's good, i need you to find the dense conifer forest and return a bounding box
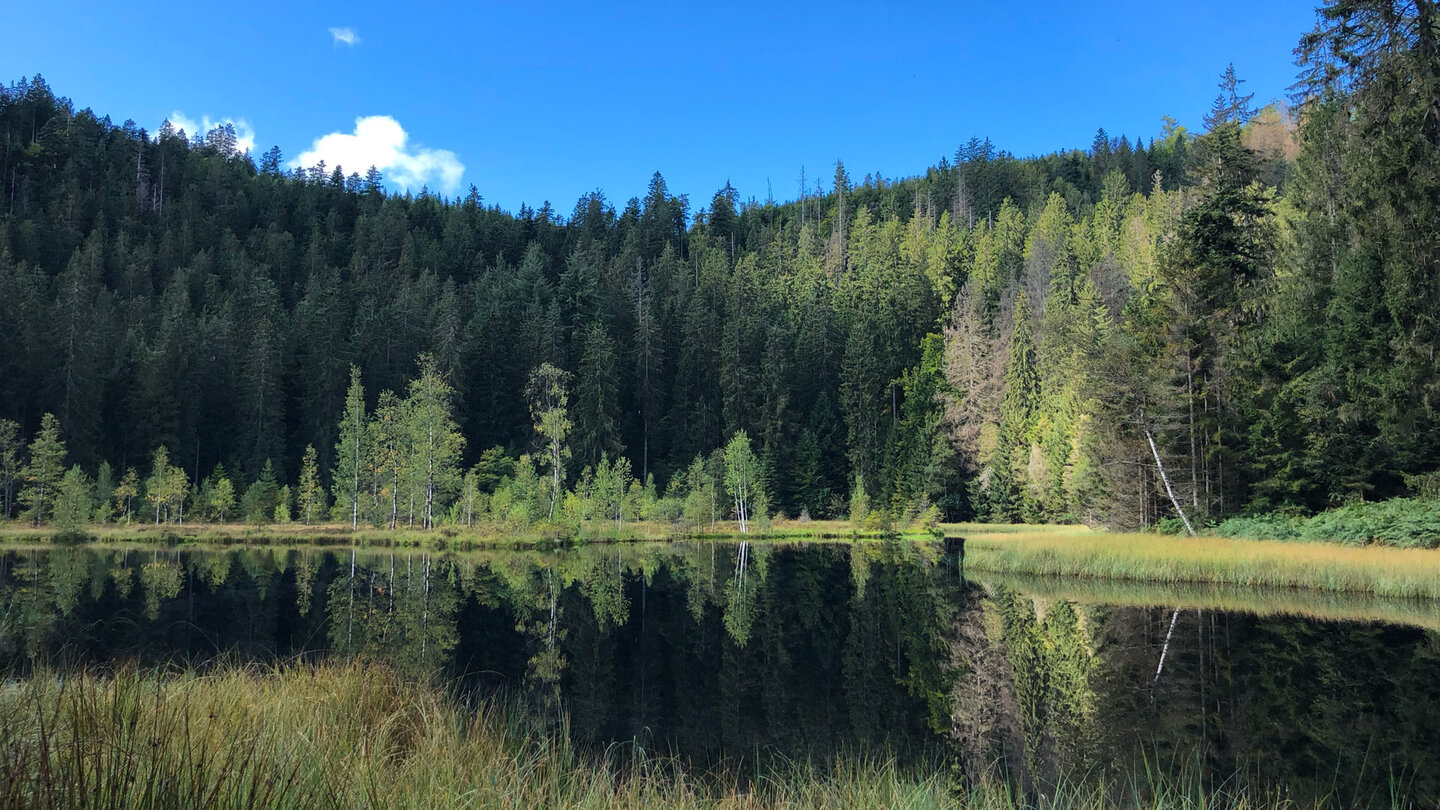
[1,1,1437,532]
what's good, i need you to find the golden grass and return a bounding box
[0,661,955,810]
[974,571,1440,631]
[954,525,1440,600]
[0,662,1377,810]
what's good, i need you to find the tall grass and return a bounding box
[960,527,1440,600]
[0,662,955,810]
[0,663,1408,809]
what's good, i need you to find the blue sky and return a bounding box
[5,1,1318,213]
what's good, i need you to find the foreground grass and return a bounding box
[0,662,1390,810]
[0,662,953,810]
[955,525,1440,600]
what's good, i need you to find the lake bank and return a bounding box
[953,524,1440,599]
[5,519,1440,600]
[0,518,916,549]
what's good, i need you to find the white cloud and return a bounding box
[329,27,361,46]
[291,116,464,193]
[165,111,257,155]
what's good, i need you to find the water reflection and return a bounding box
[1,542,1436,806]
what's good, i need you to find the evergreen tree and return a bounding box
[241,460,280,524]
[574,321,623,466]
[334,366,367,528]
[53,465,92,531]
[18,414,67,525]
[298,444,326,525]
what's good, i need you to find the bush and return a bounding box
[1214,498,1440,549]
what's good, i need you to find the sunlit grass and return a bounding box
[974,571,1440,631]
[0,662,1397,810]
[957,526,1440,599]
[0,661,953,810]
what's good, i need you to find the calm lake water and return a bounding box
[2,541,1437,805]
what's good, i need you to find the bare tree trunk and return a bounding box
[1145,423,1196,536]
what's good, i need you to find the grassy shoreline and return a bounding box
[0,518,911,549]
[955,525,1440,600]
[5,520,1440,601]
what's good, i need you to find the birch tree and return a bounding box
[526,363,572,520]
[405,355,464,529]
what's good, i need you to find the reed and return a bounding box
[958,526,1440,599]
[0,662,1393,809]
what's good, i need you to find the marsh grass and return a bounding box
[958,526,1440,599]
[973,572,1440,631]
[0,663,1411,810]
[0,662,959,810]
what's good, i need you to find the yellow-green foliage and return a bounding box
[959,525,1440,599]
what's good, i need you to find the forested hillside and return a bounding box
[1,1,1436,530]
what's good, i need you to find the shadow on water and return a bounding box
[1,540,1437,806]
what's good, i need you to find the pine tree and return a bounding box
[19,414,67,525]
[575,322,623,466]
[991,292,1039,521]
[53,465,92,531]
[298,444,326,525]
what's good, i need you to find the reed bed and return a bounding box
[961,527,1440,600]
[0,662,958,810]
[0,662,1411,809]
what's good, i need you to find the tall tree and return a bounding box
[405,354,464,529]
[18,414,66,525]
[333,366,367,528]
[526,363,572,520]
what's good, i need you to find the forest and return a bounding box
[1,0,1437,534]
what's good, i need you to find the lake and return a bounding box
[2,540,1437,806]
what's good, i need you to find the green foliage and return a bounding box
[18,414,66,525]
[297,445,325,524]
[91,461,115,524]
[332,366,367,528]
[201,465,237,523]
[0,418,20,519]
[242,460,280,525]
[1215,498,1440,549]
[143,446,188,525]
[723,431,761,533]
[53,465,92,531]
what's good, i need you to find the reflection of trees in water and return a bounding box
[326,551,459,677]
[5,544,1436,803]
[946,585,1440,807]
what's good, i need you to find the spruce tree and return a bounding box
[19,414,67,525]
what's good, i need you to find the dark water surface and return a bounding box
[2,541,1437,805]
